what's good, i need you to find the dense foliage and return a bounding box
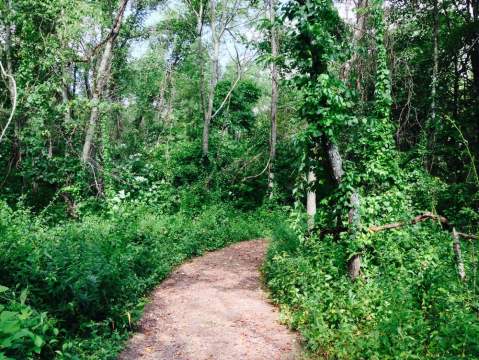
[0,198,278,358]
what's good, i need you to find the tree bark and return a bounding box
[81,0,129,163]
[431,0,438,127]
[156,75,167,120]
[155,65,173,123]
[341,0,368,93]
[83,67,93,99]
[193,0,207,119]
[0,38,17,145]
[165,80,175,124]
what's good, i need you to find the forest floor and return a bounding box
[119,239,300,360]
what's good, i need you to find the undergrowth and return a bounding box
[0,200,280,359]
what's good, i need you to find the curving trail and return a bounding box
[119,239,299,360]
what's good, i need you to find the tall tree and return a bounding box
[268,0,279,193]
[81,0,129,163]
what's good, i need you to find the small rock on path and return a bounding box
[119,239,299,360]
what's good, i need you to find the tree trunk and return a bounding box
[425,0,439,171]
[325,139,344,183]
[165,77,176,124]
[81,0,129,163]
[471,0,479,148]
[431,0,438,126]
[3,2,15,106]
[268,0,279,193]
[342,0,367,93]
[304,0,363,279]
[83,67,93,99]
[156,75,167,121]
[59,9,72,125]
[471,0,479,95]
[61,65,72,124]
[307,168,316,229]
[452,227,466,282]
[61,192,78,218]
[348,192,361,279]
[194,1,207,119]
[202,0,220,159]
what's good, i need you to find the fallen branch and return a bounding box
[368,212,448,233]
[456,232,479,240]
[319,212,478,242]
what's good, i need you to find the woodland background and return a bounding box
[0,0,478,358]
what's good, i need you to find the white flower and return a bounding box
[134,176,147,183]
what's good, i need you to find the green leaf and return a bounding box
[19,289,28,306]
[0,311,21,335]
[34,334,44,349]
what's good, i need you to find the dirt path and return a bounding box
[119,239,299,360]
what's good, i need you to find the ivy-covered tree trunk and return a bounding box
[323,138,361,279]
[81,0,129,164]
[342,0,368,280]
